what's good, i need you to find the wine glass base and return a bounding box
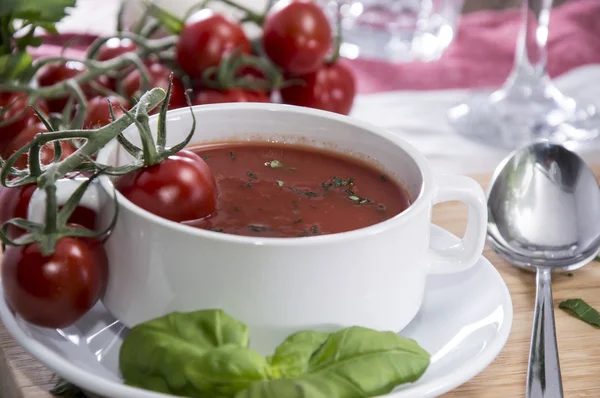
[447,87,600,150]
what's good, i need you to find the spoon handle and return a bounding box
[526,267,563,398]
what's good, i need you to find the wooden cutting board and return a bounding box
[2,166,600,398]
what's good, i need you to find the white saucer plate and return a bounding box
[0,225,513,398]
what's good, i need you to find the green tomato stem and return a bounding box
[0,87,171,254]
[139,20,163,38]
[85,32,176,60]
[116,1,128,33]
[27,140,44,178]
[0,55,139,99]
[66,79,88,129]
[87,79,123,100]
[43,183,58,236]
[17,88,166,190]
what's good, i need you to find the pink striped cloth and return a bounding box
[348,0,600,93]
[30,0,600,94]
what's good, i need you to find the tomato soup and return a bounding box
[184,143,411,237]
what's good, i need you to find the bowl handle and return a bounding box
[26,177,108,224]
[428,174,487,274]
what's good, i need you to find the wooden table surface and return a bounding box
[1,167,600,398]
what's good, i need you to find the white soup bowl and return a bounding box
[30,103,487,352]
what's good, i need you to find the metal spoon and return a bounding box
[487,141,600,398]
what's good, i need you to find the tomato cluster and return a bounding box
[0,1,356,153]
[0,0,356,330]
[172,1,356,111]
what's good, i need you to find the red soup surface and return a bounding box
[184,143,412,237]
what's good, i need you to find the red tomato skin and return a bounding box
[95,74,117,93]
[122,63,187,110]
[176,9,250,78]
[95,38,138,93]
[0,184,36,239]
[115,155,217,222]
[0,94,48,152]
[2,123,75,170]
[172,149,205,163]
[262,0,332,75]
[2,237,108,328]
[37,62,87,113]
[280,61,356,115]
[84,96,129,128]
[96,38,137,61]
[0,183,98,239]
[193,89,270,105]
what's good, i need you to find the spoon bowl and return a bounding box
[487,140,600,398]
[488,141,600,270]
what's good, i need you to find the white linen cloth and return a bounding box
[351,64,600,175]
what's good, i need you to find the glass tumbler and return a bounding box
[319,0,464,62]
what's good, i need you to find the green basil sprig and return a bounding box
[119,310,431,398]
[119,310,270,397]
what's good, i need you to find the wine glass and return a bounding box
[447,0,600,149]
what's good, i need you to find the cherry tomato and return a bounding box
[95,74,117,92]
[262,0,332,75]
[171,149,205,163]
[84,96,129,128]
[96,38,137,61]
[115,152,217,222]
[0,93,48,151]
[2,123,75,170]
[37,62,87,113]
[280,61,356,115]
[122,63,187,110]
[176,9,250,78]
[2,234,108,328]
[193,89,270,105]
[93,38,138,93]
[0,184,98,239]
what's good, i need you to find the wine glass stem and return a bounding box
[511,0,554,81]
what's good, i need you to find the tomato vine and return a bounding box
[0,83,195,255]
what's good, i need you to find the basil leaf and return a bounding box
[235,374,359,398]
[267,160,283,168]
[184,345,271,397]
[268,331,329,378]
[37,22,59,34]
[306,326,430,395]
[124,345,270,397]
[559,298,600,327]
[146,2,184,34]
[120,310,251,395]
[0,0,76,22]
[0,52,32,81]
[241,326,430,398]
